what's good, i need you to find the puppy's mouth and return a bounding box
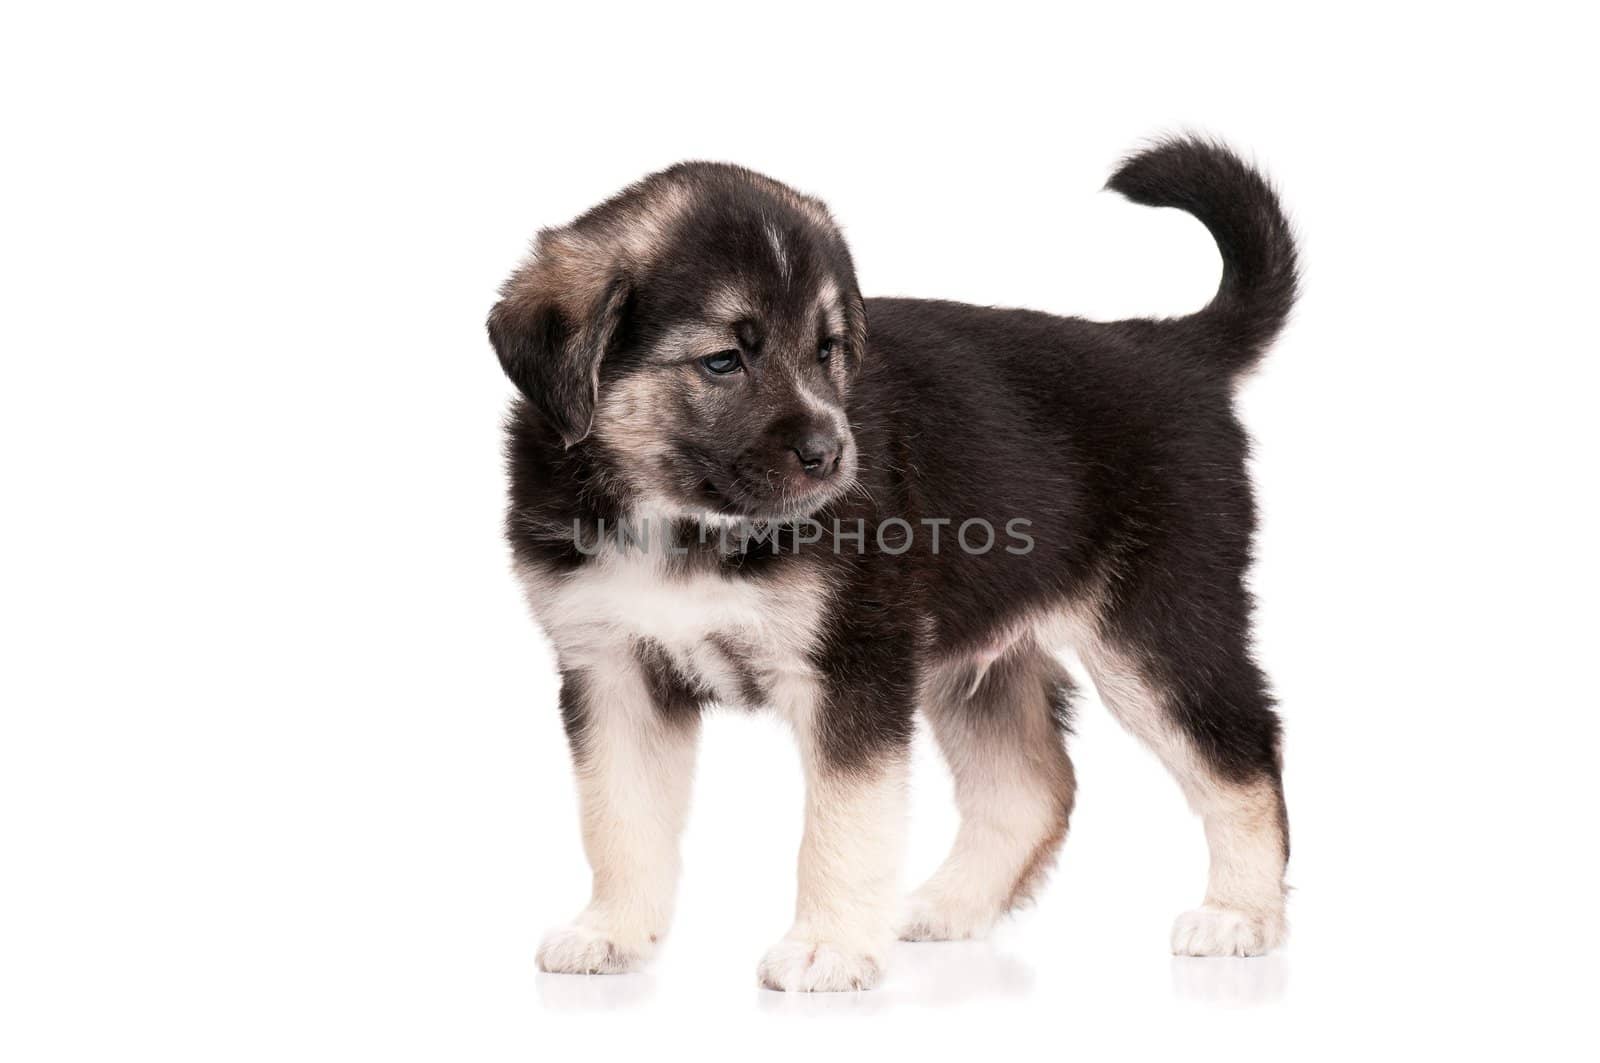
[683,443,857,523]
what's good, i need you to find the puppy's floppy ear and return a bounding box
[844,288,869,373]
[487,227,630,448]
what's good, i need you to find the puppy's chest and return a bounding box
[522,549,828,708]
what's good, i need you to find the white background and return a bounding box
[4,2,1596,1059]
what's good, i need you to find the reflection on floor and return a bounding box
[535,940,1291,1012]
[1169,953,1289,1006]
[537,939,1035,1014]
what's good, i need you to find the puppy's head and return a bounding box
[488,163,866,523]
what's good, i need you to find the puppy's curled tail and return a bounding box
[1108,136,1299,375]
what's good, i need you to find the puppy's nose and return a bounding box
[790,431,841,479]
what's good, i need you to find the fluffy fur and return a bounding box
[491,136,1297,990]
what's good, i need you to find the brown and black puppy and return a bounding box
[489,138,1297,991]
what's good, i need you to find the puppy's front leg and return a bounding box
[537,658,699,975]
[760,679,911,992]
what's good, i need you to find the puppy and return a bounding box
[489,137,1296,991]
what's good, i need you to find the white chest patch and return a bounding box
[517,542,830,711]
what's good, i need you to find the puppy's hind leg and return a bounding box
[900,643,1078,941]
[1077,605,1289,957]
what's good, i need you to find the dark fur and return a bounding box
[494,137,1295,831]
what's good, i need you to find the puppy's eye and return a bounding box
[701,350,743,375]
[818,339,838,363]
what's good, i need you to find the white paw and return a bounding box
[896,891,999,941]
[537,921,650,975]
[1170,906,1285,957]
[758,937,883,992]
